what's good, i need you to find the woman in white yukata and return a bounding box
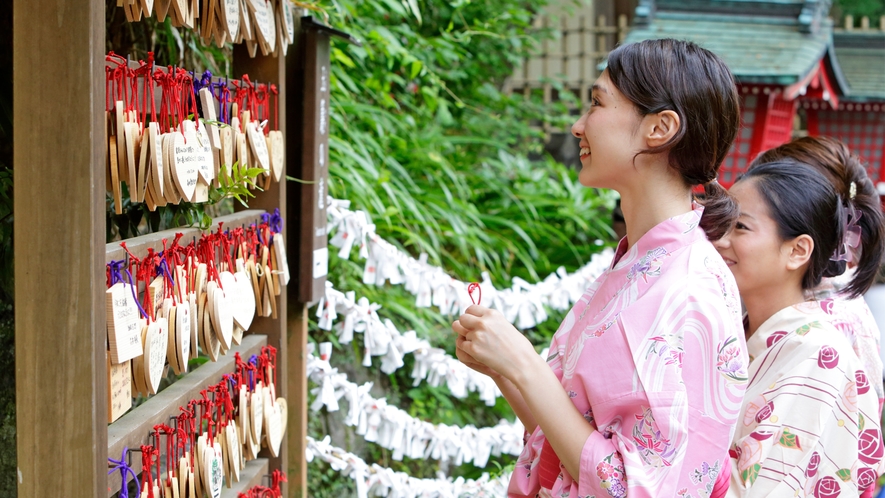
[752,137,885,417]
[452,39,750,497]
[713,161,885,497]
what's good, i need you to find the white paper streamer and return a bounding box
[326,197,614,329]
[306,435,512,498]
[307,352,525,467]
[315,281,506,405]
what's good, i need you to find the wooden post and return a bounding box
[283,17,360,495]
[14,0,107,495]
[232,42,290,496]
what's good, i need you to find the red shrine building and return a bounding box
[624,0,885,190]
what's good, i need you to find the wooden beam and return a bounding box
[105,210,267,263]
[14,0,106,495]
[221,457,270,496]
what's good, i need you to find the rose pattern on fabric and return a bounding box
[632,407,676,469]
[858,429,884,465]
[737,437,763,484]
[820,299,835,315]
[766,330,787,348]
[842,381,858,412]
[856,466,877,490]
[806,452,820,477]
[813,475,841,498]
[818,346,840,369]
[742,395,767,427]
[855,370,870,395]
[754,401,774,424]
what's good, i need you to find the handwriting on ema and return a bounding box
[107,282,144,364]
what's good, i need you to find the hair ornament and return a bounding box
[830,206,863,263]
[850,181,857,200]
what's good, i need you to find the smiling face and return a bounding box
[570,71,646,189]
[714,179,797,296]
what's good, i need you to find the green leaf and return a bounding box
[836,468,852,482]
[741,463,761,485]
[777,428,801,449]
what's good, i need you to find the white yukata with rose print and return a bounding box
[725,302,885,497]
[509,205,749,498]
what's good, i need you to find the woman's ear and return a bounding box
[645,110,680,147]
[785,234,814,271]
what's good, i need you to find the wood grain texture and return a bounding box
[232,42,292,496]
[286,302,308,498]
[13,0,107,495]
[220,457,270,496]
[107,335,268,496]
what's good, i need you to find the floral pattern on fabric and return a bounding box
[724,303,885,497]
[509,205,748,498]
[812,279,884,415]
[596,452,628,498]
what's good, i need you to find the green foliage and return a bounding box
[832,0,885,26]
[306,0,615,491]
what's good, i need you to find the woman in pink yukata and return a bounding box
[713,161,885,496]
[751,137,885,416]
[452,38,750,498]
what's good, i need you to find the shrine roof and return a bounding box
[623,12,833,85]
[833,31,885,101]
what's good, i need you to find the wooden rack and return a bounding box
[13,1,314,496]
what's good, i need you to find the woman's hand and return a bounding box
[454,335,501,379]
[452,305,539,384]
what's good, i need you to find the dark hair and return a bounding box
[606,38,741,241]
[739,161,851,295]
[751,137,885,298]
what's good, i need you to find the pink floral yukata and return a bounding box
[509,205,749,498]
[725,302,885,497]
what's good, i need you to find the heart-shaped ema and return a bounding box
[175,302,191,373]
[145,319,168,394]
[171,120,201,201]
[213,273,236,348]
[221,0,240,45]
[203,441,223,498]
[251,0,276,52]
[283,0,294,44]
[269,130,284,181]
[264,395,286,457]
[246,121,270,173]
[195,123,215,183]
[250,382,265,444]
[225,423,241,481]
[235,270,256,330]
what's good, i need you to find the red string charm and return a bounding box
[467,282,482,306]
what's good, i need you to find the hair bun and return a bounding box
[822,258,847,279]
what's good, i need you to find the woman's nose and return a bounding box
[713,234,731,250]
[571,114,585,138]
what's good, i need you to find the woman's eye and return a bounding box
[591,98,600,107]
[735,222,748,230]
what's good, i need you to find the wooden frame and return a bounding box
[14,2,310,496]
